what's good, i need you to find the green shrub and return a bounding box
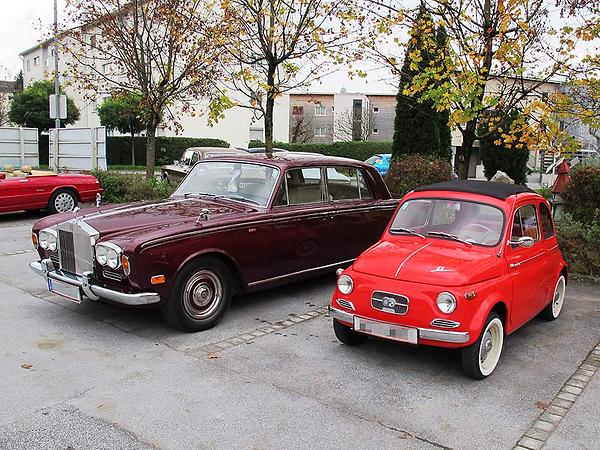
[561,165,600,223]
[556,212,600,277]
[248,140,392,161]
[93,170,174,203]
[383,154,453,198]
[534,185,553,201]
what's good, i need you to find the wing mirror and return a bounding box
[509,236,534,248]
[173,159,179,165]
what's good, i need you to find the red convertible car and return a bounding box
[30,154,397,331]
[329,180,568,379]
[0,168,102,214]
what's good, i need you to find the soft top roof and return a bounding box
[414,180,534,200]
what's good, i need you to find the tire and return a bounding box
[48,189,78,214]
[461,312,504,379]
[541,275,566,321]
[333,319,368,346]
[161,257,233,332]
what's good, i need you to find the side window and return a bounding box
[326,167,373,201]
[357,170,373,199]
[511,205,539,241]
[285,168,324,205]
[539,203,555,239]
[190,152,199,165]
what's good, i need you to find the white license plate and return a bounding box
[354,316,418,344]
[48,278,82,304]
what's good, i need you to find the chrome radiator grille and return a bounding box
[57,220,97,275]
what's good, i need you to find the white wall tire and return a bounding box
[461,312,504,379]
[542,275,566,321]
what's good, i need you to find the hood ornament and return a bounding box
[196,208,211,224]
[431,266,454,272]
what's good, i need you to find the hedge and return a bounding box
[556,213,600,277]
[248,140,393,161]
[39,135,230,167]
[384,154,453,198]
[92,170,174,203]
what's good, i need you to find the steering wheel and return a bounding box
[463,223,495,235]
[461,223,497,245]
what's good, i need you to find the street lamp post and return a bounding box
[53,0,60,171]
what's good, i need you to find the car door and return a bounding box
[0,175,45,212]
[538,201,561,294]
[324,166,387,262]
[506,203,549,326]
[270,167,339,278]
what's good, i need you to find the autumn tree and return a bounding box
[98,92,146,165]
[220,0,356,156]
[290,114,313,143]
[64,0,225,178]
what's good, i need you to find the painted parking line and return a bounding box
[0,249,35,257]
[514,341,600,450]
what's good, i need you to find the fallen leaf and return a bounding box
[208,353,220,359]
[21,363,33,370]
[535,401,549,410]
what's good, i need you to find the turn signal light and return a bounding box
[121,255,131,276]
[151,275,166,285]
[464,291,477,300]
[31,233,38,248]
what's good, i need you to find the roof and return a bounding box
[414,180,535,200]
[204,153,368,169]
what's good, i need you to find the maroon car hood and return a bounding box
[353,238,502,286]
[78,197,250,236]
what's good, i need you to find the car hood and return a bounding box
[352,237,503,286]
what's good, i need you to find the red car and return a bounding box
[30,155,397,331]
[329,180,568,379]
[0,169,102,214]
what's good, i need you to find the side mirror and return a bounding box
[173,160,179,165]
[508,236,535,248]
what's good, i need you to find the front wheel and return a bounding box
[161,257,232,332]
[541,275,566,321]
[461,312,504,379]
[48,189,78,214]
[333,319,368,346]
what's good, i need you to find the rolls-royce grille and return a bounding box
[371,291,409,315]
[49,253,60,268]
[57,220,96,275]
[59,230,76,273]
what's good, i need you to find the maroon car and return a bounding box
[30,154,397,331]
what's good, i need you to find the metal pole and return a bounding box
[53,0,60,171]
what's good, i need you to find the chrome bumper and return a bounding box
[328,306,470,344]
[30,258,160,306]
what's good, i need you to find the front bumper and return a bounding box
[329,306,470,344]
[30,258,160,306]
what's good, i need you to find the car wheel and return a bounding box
[333,319,368,346]
[461,312,504,379]
[541,275,566,321]
[48,189,77,214]
[161,256,232,332]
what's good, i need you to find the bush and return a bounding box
[556,213,600,277]
[534,185,553,201]
[561,165,600,223]
[383,154,453,198]
[248,140,392,162]
[93,170,174,203]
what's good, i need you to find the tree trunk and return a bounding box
[145,121,157,179]
[264,65,276,157]
[456,124,477,180]
[131,132,136,166]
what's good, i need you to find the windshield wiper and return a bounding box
[389,227,426,239]
[426,231,472,247]
[219,195,260,206]
[182,192,217,198]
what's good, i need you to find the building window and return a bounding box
[314,127,326,137]
[373,128,379,134]
[33,56,40,66]
[249,127,264,141]
[292,105,304,116]
[314,104,326,116]
[26,59,31,71]
[373,107,379,113]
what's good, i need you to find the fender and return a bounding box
[176,247,247,288]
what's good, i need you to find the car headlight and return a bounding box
[437,292,457,314]
[95,243,122,269]
[337,274,354,295]
[39,229,57,251]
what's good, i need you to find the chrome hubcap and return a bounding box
[54,193,75,213]
[183,270,222,320]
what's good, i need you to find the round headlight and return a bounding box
[106,247,120,269]
[95,245,108,265]
[47,232,57,252]
[437,292,457,314]
[337,274,354,295]
[39,231,49,250]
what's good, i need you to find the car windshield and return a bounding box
[390,198,505,246]
[173,161,280,207]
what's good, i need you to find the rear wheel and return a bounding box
[333,319,368,346]
[541,275,566,321]
[161,257,232,332]
[461,312,504,379]
[48,189,77,214]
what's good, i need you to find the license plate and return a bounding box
[48,278,82,304]
[354,316,417,344]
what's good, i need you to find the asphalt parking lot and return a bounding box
[0,211,599,450]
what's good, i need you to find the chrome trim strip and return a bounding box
[248,259,355,287]
[328,306,354,325]
[548,244,559,251]
[394,243,431,277]
[30,259,160,306]
[509,252,545,268]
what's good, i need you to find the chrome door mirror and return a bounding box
[173,159,179,165]
[508,236,534,248]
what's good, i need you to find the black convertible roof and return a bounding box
[414,180,534,200]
